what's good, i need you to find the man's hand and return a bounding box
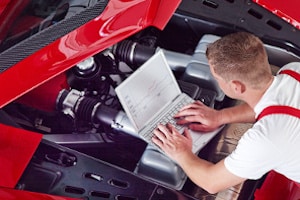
[151,123,246,194]
[152,123,193,162]
[174,101,223,132]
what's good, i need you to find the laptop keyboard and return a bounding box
[140,94,194,143]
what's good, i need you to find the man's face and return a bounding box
[209,63,237,99]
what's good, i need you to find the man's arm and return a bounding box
[175,101,256,132]
[152,124,246,194]
[219,102,256,124]
[177,152,246,194]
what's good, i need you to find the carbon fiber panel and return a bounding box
[0,0,109,73]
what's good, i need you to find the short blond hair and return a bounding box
[206,32,272,89]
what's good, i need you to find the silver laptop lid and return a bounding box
[115,50,181,131]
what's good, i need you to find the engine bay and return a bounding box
[3,27,226,190]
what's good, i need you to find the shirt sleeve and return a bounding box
[224,123,280,180]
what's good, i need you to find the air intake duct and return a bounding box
[113,40,156,69]
[57,89,118,125]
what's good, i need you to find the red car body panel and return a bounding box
[0,1,31,44]
[0,0,181,109]
[254,171,300,200]
[0,124,42,188]
[0,187,79,200]
[254,0,300,29]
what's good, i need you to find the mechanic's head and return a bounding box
[206,32,272,91]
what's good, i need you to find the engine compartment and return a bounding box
[4,28,224,189]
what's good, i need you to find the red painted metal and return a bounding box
[16,73,69,111]
[0,124,42,188]
[0,0,10,14]
[253,0,300,29]
[0,187,79,200]
[0,0,181,109]
[0,0,31,43]
[254,171,300,200]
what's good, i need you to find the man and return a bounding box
[152,32,300,194]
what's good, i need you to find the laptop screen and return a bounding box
[115,50,181,130]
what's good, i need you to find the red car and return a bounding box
[0,0,299,199]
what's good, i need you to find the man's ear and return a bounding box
[230,80,246,94]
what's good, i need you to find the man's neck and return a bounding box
[243,76,274,109]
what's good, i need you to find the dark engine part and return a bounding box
[114,40,192,72]
[113,40,156,69]
[67,56,103,91]
[57,89,118,125]
[56,89,137,136]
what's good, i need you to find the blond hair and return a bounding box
[206,32,272,89]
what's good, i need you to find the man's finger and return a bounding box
[153,128,167,141]
[183,128,192,140]
[152,136,163,147]
[157,124,173,138]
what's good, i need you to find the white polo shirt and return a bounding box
[224,62,300,183]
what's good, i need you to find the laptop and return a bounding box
[115,50,221,154]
